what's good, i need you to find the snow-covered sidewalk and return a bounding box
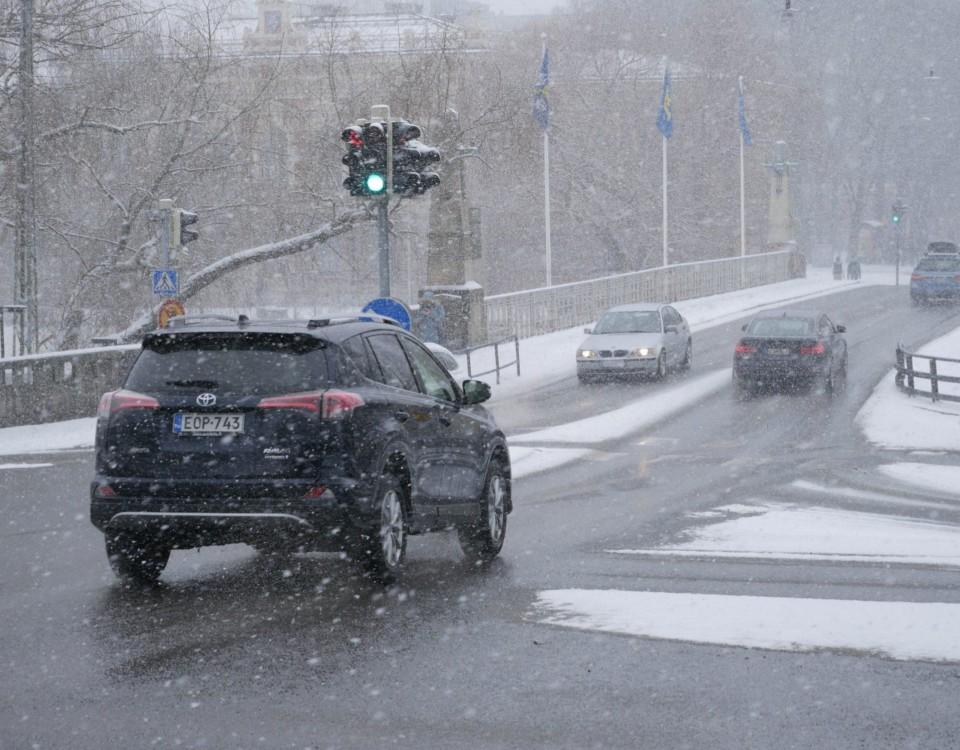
[857,322,960,496]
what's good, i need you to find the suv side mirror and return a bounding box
[835,324,846,333]
[665,324,678,334]
[583,327,593,335]
[462,379,491,405]
[741,324,748,331]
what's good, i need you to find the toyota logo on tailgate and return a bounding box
[196,393,217,407]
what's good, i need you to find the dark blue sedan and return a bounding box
[733,310,847,397]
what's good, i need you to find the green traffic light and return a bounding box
[892,215,900,224]
[365,173,386,194]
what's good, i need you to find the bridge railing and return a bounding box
[0,345,139,427]
[485,250,800,339]
[895,345,960,403]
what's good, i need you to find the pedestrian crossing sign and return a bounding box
[152,269,179,297]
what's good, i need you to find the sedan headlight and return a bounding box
[578,349,597,359]
[630,347,655,358]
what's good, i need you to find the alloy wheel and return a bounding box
[379,489,405,569]
[487,475,507,544]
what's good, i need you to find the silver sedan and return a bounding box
[576,303,692,383]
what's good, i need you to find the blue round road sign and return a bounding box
[362,297,412,331]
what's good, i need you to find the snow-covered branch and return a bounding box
[115,209,373,343]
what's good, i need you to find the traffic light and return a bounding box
[341,122,388,196]
[171,209,199,247]
[341,118,441,197]
[892,202,906,226]
[391,120,441,196]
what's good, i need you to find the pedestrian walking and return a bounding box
[414,292,446,345]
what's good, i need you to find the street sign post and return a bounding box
[152,269,179,296]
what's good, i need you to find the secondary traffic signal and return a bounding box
[891,201,906,226]
[171,209,199,246]
[392,120,441,196]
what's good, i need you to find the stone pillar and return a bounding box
[766,140,797,250]
[424,111,486,347]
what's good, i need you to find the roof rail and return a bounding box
[165,314,238,329]
[307,314,401,328]
[161,313,403,331]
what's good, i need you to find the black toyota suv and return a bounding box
[90,314,511,583]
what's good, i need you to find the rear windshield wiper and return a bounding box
[164,379,220,389]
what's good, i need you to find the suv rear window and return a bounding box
[125,333,329,395]
[915,258,960,272]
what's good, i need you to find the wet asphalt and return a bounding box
[3,284,960,749]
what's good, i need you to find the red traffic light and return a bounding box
[341,126,363,147]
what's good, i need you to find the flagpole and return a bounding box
[544,129,552,286]
[662,134,668,268]
[739,76,747,259]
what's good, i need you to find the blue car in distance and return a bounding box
[911,243,960,305]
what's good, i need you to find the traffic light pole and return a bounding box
[372,104,393,297]
[895,226,901,288]
[377,198,390,297]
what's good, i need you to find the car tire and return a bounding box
[458,459,509,564]
[733,376,752,401]
[834,358,848,393]
[654,351,667,380]
[814,366,836,397]
[679,340,692,371]
[356,474,407,582]
[106,533,170,584]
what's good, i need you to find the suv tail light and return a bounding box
[258,390,324,412]
[321,390,365,419]
[258,390,364,419]
[800,341,826,355]
[734,341,756,354]
[911,274,925,282]
[98,389,159,417]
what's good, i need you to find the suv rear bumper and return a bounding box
[90,476,376,549]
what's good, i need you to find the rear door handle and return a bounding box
[394,410,410,423]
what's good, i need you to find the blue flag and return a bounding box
[656,67,673,139]
[738,76,752,146]
[533,45,550,131]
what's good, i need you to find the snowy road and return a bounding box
[3,284,960,749]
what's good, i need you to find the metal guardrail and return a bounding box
[462,336,520,385]
[485,250,802,339]
[895,345,960,402]
[0,344,139,426]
